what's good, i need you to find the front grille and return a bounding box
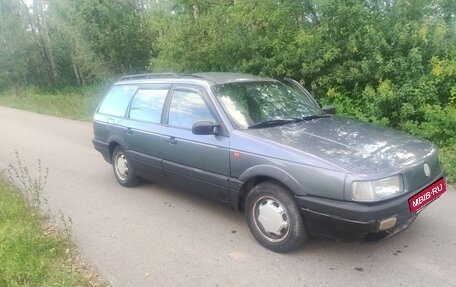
[402,148,442,193]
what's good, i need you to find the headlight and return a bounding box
[352,175,403,201]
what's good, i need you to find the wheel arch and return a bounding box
[107,135,127,163]
[237,165,305,210]
[108,142,119,163]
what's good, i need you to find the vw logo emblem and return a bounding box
[424,163,431,177]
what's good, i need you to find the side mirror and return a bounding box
[322,105,336,115]
[192,121,219,135]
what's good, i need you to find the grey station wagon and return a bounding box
[92,72,447,252]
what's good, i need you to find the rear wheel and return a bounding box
[245,181,308,252]
[112,146,139,187]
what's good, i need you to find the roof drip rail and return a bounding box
[119,73,179,81]
[179,73,204,79]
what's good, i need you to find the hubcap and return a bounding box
[115,153,128,180]
[254,197,289,242]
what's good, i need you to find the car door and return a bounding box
[121,84,171,182]
[161,84,231,202]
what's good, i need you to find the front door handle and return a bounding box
[126,128,133,135]
[163,137,177,145]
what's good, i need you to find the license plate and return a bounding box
[408,178,446,213]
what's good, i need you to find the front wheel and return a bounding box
[111,146,139,187]
[245,181,308,253]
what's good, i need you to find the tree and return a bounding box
[0,0,32,95]
[21,0,59,86]
[46,0,107,85]
[77,0,152,74]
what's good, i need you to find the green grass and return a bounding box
[0,178,104,287]
[0,85,107,121]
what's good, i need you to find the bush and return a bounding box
[401,105,456,146]
[441,145,456,184]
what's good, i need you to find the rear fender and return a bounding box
[107,134,128,162]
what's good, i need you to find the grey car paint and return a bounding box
[228,116,440,200]
[243,117,434,173]
[93,72,445,247]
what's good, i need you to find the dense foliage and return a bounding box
[0,0,455,180]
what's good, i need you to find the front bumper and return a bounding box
[295,173,445,242]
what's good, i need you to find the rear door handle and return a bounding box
[106,118,114,130]
[163,137,177,145]
[126,127,133,135]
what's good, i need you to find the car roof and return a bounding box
[191,72,273,85]
[116,72,275,85]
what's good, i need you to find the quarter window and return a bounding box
[129,87,169,123]
[98,85,138,117]
[168,88,216,129]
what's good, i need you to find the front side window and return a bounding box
[98,84,138,117]
[129,87,169,123]
[168,88,216,129]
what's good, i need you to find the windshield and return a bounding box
[213,81,323,129]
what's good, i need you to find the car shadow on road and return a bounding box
[137,180,454,257]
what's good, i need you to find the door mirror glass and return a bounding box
[192,121,219,135]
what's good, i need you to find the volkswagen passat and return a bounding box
[92,73,446,252]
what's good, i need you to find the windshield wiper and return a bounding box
[248,114,331,129]
[302,114,332,121]
[248,118,302,129]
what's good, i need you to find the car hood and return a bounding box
[242,116,435,173]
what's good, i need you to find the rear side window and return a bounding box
[129,87,169,123]
[98,85,138,117]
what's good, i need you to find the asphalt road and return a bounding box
[1,105,455,287]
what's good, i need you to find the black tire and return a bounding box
[245,181,308,253]
[111,146,140,187]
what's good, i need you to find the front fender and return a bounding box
[238,165,306,196]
